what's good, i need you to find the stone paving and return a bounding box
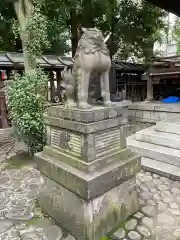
[0,166,74,240]
[113,170,180,240]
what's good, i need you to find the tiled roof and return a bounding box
[0,52,144,72]
[0,52,73,69]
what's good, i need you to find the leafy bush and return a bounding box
[6,68,48,155]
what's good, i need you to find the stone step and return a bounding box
[135,126,180,150]
[127,136,180,167]
[141,157,180,181]
[155,115,180,135]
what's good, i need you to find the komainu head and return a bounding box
[81,27,104,46]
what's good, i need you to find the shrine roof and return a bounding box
[0,52,144,73]
[112,61,144,73]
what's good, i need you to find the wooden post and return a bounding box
[56,70,61,100]
[49,71,55,102]
[0,90,8,128]
[109,66,117,94]
[147,76,153,101]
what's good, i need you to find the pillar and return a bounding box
[146,76,153,101]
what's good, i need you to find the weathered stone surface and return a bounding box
[171,188,180,195]
[39,176,139,240]
[157,184,169,191]
[35,152,140,200]
[141,217,153,231]
[20,228,48,240]
[169,202,178,209]
[113,229,126,239]
[138,199,145,206]
[0,220,13,234]
[137,225,151,238]
[133,212,144,220]
[141,205,155,217]
[153,193,161,202]
[157,213,175,226]
[43,145,129,172]
[162,197,173,203]
[44,225,63,240]
[48,105,128,123]
[128,231,141,240]
[45,115,127,134]
[169,209,180,216]
[172,229,180,238]
[150,188,157,193]
[161,190,172,198]
[147,200,156,206]
[125,219,137,230]
[63,234,76,240]
[157,202,167,212]
[140,175,152,182]
[139,191,152,201]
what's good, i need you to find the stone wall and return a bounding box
[128,102,180,123]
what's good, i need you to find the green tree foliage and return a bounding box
[6,69,48,155]
[173,19,180,55]
[6,0,49,155]
[97,0,167,61]
[44,0,167,61]
[0,0,19,51]
[0,0,69,55]
[0,0,167,61]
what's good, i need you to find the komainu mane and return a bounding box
[61,27,112,109]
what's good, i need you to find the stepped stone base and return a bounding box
[35,104,140,240]
[127,114,180,179]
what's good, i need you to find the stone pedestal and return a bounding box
[35,104,140,240]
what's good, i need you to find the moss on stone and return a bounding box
[6,152,33,169]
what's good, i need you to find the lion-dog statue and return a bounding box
[61,27,112,109]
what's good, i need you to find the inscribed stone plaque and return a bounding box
[95,127,121,158]
[51,128,82,157]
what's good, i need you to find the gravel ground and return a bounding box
[127,120,154,136]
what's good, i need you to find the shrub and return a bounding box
[6,68,48,155]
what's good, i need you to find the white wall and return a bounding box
[166,43,177,56]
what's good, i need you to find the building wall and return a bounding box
[166,43,177,56]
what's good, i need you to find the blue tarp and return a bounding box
[161,96,180,103]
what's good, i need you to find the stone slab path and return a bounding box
[0,166,75,240]
[113,170,180,240]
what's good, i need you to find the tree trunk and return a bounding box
[14,0,36,73]
[144,40,154,63]
[106,2,118,60]
[81,0,94,28]
[70,9,79,57]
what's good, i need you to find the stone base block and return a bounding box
[39,176,139,240]
[35,150,140,200]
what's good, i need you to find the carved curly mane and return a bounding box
[74,28,109,57]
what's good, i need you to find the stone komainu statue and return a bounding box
[61,27,112,109]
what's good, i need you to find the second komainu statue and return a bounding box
[61,27,112,109]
